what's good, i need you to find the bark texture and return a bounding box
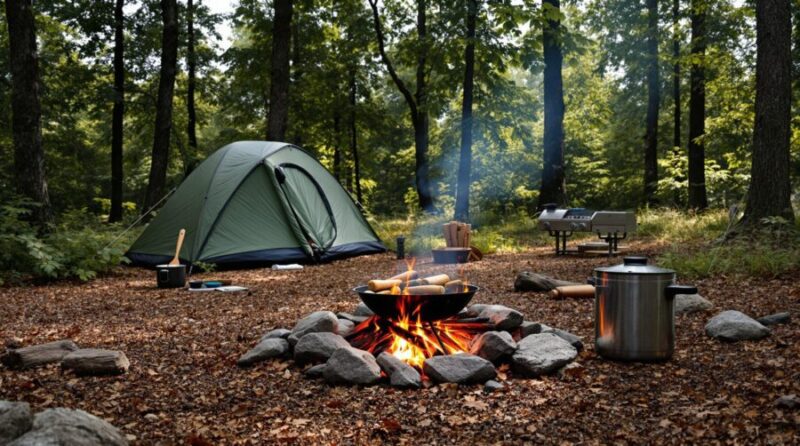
[266,0,292,141]
[688,0,708,209]
[110,0,125,222]
[0,340,79,370]
[144,0,179,212]
[454,0,478,221]
[4,0,52,225]
[186,0,198,153]
[539,0,567,208]
[740,0,794,225]
[644,0,660,205]
[349,70,362,203]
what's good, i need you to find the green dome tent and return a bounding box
[127,141,385,267]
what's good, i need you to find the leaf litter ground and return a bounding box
[1,241,798,444]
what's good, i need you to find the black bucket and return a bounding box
[156,264,186,288]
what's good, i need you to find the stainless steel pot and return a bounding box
[590,256,696,361]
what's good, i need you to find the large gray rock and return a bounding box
[336,312,369,324]
[237,338,289,367]
[376,352,421,388]
[0,340,79,370]
[469,331,517,363]
[323,347,381,385]
[674,294,714,315]
[512,333,578,377]
[259,328,291,342]
[478,305,524,330]
[353,303,374,317]
[337,319,355,337]
[518,321,542,338]
[294,333,350,365]
[550,328,583,351]
[757,312,791,326]
[705,310,770,342]
[288,311,338,347]
[304,364,327,379]
[9,408,127,446]
[61,349,129,376]
[0,401,33,445]
[422,354,496,384]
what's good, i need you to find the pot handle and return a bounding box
[665,284,697,299]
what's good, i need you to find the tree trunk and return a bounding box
[671,0,683,205]
[266,0,292,141]
[333,111,341,181]
[4,0,52,226]
[350,70,362,203]
[413,0,435,212]
[110,0,125,223]
[454,0,477,222]
[739,0,794,226]
[144,0,178,212]
[186,0,197,156]
[644,0,660,205]
[539,0,567,208]
[688,0,708,209]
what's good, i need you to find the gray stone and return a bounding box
[304,364,327,379]
[294,332,350,365]
[61,349,129,376]
[422,354,496,384]
[483,380,503,393]
[288,311,338,347]
[337,319,355,337]
[469,331,517,362]
[550,328,583,351]
[538,323,554,333]
[336,312,369,324]
[8,408,127,446]
[466,304,490,317]
[674,294,714,315]
[518,321,542,338]
[259,328,291,342]
[237,338,289,367]
[353,303,374,317]
[323,347,381,385]
[0,401,33,445]
[0,340,79,370]
[705,310,770,342]
[478,305,524,330]
[512,333,578,377]
[775,394,799,409]
[757,312,791,326]
[376,352,421,389]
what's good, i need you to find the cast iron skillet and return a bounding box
[354,285,479,322]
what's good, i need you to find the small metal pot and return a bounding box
[590,256,696,361]
[156,264,186,288]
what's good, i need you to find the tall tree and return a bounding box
[454,0,477,221]
[539,0,567,208]
[109,0,125,223]
[4,0,52,225]
[687,0,708,209]
[349,70,363,203]
[672,0,681,151]
[643,0,660,205]
[186,0,198,153]
[739,0,794,226]
[368,0,435,213]
[266,0,292,141]
[143,0,179,212]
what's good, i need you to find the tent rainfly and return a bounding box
[127,141,385,267]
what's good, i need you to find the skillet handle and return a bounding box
[665,284,697,299]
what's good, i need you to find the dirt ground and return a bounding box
[1,242,798,445]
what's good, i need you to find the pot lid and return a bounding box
[594,256,674,275]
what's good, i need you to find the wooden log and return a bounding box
[61,349,130,375]
[405,285,445,295]
[514,271,581,292]
[444,280,463,293]
[550,285,596,299]
[421,274,450,286]
[443,223,452,247]
[368,279,402,292]
[0,340,79,370]
[389,270,418,281]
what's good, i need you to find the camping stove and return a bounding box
[537,204,636,256]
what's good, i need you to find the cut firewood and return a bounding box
[0,339,79,370]
[444,280,463,293]
[389,270,419,281]
[368,279,402,292]
[405,285,445,295]
[550,285,596,299]
[61,348,130,375]
[402,279,427,288]
[421,274,450,286]
[514,271,580,292]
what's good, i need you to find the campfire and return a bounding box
[347,260,492,369]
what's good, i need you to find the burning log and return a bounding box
[405,285,444,295]
[444,280,462,293]
[389,270,419,281]
[368,279,402,292]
